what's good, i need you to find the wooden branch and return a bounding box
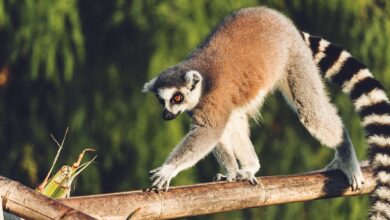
[60,165,375,219]
[0,176,95,220]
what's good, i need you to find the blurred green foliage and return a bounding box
[0,0,389,219]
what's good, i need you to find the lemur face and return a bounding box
[143,70,203,120]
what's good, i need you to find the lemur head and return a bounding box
[143,67,203,120]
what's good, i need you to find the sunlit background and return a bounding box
[1,0,389,219]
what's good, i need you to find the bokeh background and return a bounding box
[1,0,389,219]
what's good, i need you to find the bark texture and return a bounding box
[60,166,375,219]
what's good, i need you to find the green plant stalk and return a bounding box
[39,156,96,199]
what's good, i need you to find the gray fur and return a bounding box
[283,37,344,148]
[154,65,193,90]
[278,31,363,190]
[212,143,239,181]
[325,129,364,190]
[149,122,224,190]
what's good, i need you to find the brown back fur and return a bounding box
[182,7,301,128]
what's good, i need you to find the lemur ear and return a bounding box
[185,70,202,91]
[142,77,157,93]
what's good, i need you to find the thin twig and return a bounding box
[40,127,69,189]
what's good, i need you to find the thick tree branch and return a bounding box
[60,165,375,219]
[0,176,95,220]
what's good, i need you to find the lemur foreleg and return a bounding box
[149,120,225,191]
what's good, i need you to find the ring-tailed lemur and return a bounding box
[143,7,390,218]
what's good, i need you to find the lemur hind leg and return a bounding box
[280,45,364,190]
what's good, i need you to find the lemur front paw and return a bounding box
[236,169,258,185]
[325,157,365,191]
[148,164,177,191]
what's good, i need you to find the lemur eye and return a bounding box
[171,92,184,104]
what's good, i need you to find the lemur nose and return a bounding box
[163,109,177,120]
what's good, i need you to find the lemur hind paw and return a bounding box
[325,157,365,191]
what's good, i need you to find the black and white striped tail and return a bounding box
[301,31,390,220]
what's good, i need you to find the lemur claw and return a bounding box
[249,177,258,185]
[148,167,161,175]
